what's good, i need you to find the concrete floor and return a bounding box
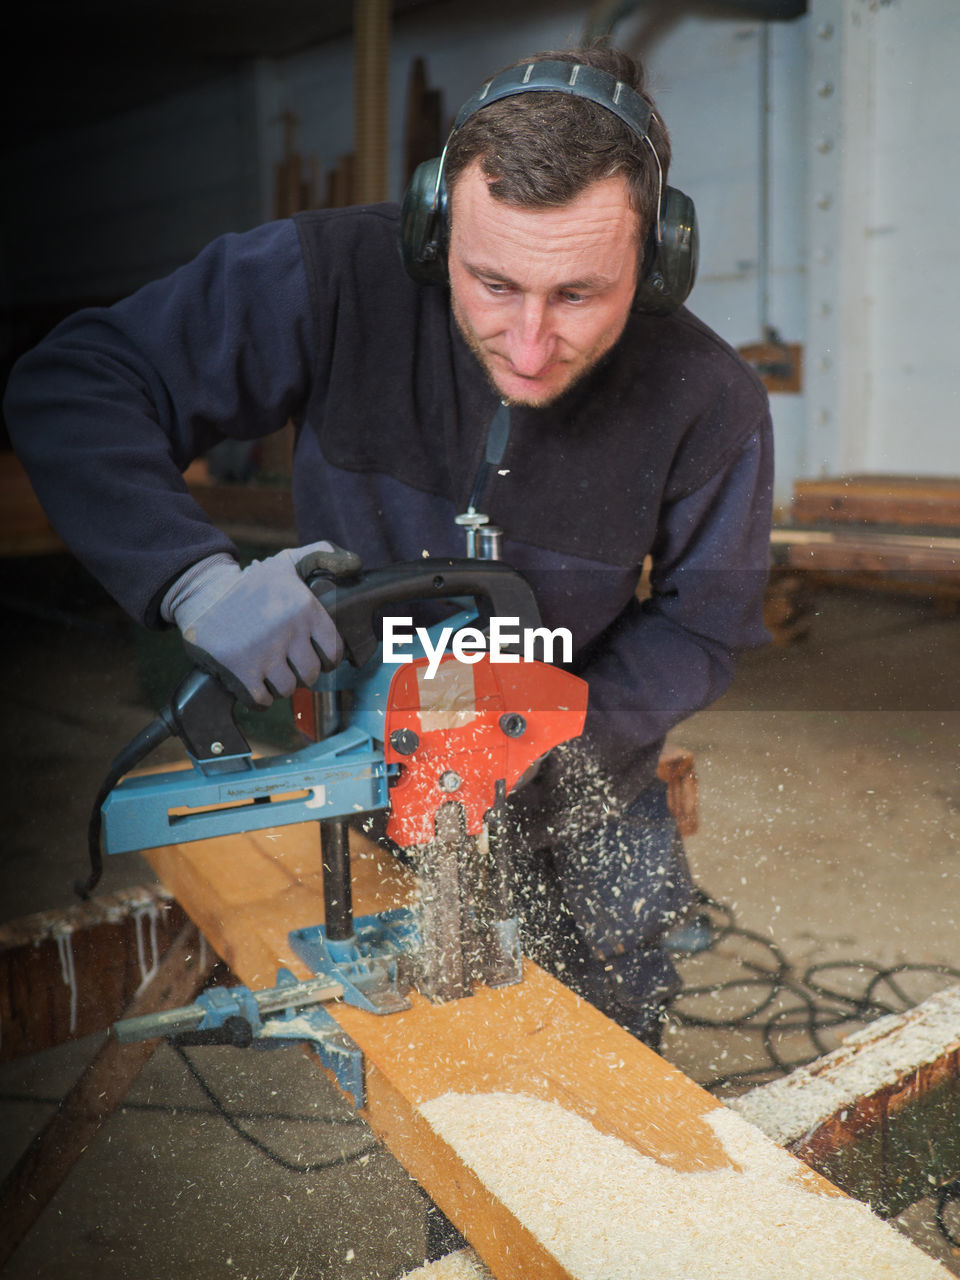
[1,554,959,1277]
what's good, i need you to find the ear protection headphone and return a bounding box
[399,59,698,314]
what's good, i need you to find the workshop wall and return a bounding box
[3,74,262,307]
[3,0,958,505]
[802,0,960,482]
[636,15,808,505]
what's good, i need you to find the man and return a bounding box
[4,45,773,1047]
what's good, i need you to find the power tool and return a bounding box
[98,558,587,1104]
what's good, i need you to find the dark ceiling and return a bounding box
[4,0,441,144]
[4,0,806,147]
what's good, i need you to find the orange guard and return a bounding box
[383,655,588,848]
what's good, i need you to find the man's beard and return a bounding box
[450,293,627,409]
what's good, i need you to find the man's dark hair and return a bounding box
[444,45,670,241]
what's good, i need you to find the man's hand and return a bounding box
[164,542,361,707]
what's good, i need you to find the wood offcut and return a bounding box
[733,985,960,1218]
[0,884,191,1061]
[773,475,960,613]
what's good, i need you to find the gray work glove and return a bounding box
[161,542,361,707]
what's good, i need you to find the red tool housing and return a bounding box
[382,655,587,847]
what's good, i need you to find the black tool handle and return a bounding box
[309,558,542,668]
[168,558,542,759]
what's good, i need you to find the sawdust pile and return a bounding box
[400,1250,493,1280]
[419,1091,948,1279]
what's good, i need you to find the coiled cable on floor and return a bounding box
[667,886,960,1092]
[171,1043,378,1173]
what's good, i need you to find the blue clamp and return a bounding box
[289,909,422,1015]
[113,971,367,1109]
[256,969,366,1109]
[195,985,263,1034]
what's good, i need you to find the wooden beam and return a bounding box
[143,822,948,1278]
[771,526,960,575]
[776,475,960,609]
[404,56,444,187]
[353,0,390,204]
[792,476,960,531]
[769,527,960,607]
[732,985,960,1219]
[0,919,215,1270]
[764,569,813,645]
[0,885,192,1061]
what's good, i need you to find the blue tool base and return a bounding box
[101,725,388,853]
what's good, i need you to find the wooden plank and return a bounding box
[403,56,444,186]
[792,475,960,530]
[0,885,192,1061]
[771,526,960,572]
[326,152,356,208]
[732,986,960,1219]
[0,451,63,556]
[773,478,960,614]
[770,527,960,605]
[763,570,813,645]
[782,571,960,611]
[0,919,215,1270]
[144,822,948,1278]
[655,745,698,837]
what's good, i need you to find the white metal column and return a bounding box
[804,0,878,477]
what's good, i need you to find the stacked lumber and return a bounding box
[792,476,960,529]
[0,885,189,1060]
[772,475,960,609]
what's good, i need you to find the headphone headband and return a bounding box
[451,60,653,140]
[437,60,662,241]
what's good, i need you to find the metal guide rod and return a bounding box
[113,974,344,1044]
[321,817,355,942]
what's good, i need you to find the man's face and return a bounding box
[447,160,640,407]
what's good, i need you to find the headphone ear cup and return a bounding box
[634,186,699,315]
[399,157,449,286]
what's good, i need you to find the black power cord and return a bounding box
[667,887,960,1091]
[77,711,176,899]
[936,1180,960,1250]
[170,1043,378,1174]
[0,1049,378,1175]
